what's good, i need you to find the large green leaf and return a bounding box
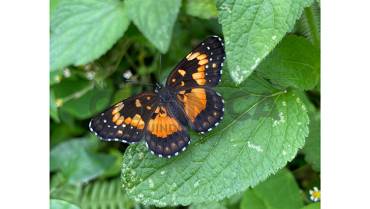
[126,0,181,53]
[51,199,81,209]
[190,202,227,209]
[240,169,303,209]
[50,137,115,185]
[301,203,320,209]
[185,0,218,19]
[217,0,314,84]
[121,72,309,206]
[257,35,320,90]
[302,111,320,171]
[51,0,130,71]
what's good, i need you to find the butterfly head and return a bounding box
[156,85,174,103]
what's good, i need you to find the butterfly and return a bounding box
[89,36,225,158]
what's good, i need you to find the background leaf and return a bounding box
[51,137,116,185]
[52,78,114,120]
[257,35,320,90]
[121,72,309,206]
[51,199,81,209]
[51,0,130,70]
[300,203,320,209]
[185,0,218,19]
[126,0,181,53]
[302,111,320,171]
[240,169,303,209]
[217,0,314,84]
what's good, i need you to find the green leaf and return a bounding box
[301,203,320,209]
[257,35,320,90]
[52,78,114,119]
[294,3,320,48]
[217,0,314,84]
[50,70,62,85]
[50,137,115,185]
[185,0,218,19]
[51,199,81,209]
[50,90,60,122]
[51,0,130,71]
[126,0,181,53]
[121,72,309,206]
[240,169,304,209]
[190,202,227,209]
[302,111,320,171]
[79,178,135,209]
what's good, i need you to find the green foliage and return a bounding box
[126,0,181,53]
[51,77,114,119]
[51,137,116,185]
[185,0,218,19]
[257,35,320,90]
[51,199,81,209]
[51,0,130,71]
[79,178,134,209]
[217,0,314,84]
[301,203,320,209]
[240,169,303,209]
[50,0,320,208]
[303,110,320,171]
[51,177,134,209]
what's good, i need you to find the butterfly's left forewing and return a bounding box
[89,92,158,143]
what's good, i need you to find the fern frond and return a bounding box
[79,178,134,209]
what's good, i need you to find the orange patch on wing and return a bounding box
[112,102,124,115]
[112,113,120,122]
[115,116,125,125]
[147,107,182,138]
[124,117,132,124]
[192,72,205,79]
[130,114,141,127]
[198,65,205,72]
[181,88,207,122]
[192,72,206,85]
[196,54,207,60]
[195,79,206,85]
[198,59,208,65]
[186,52,200,60]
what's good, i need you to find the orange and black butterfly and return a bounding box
[89,36,225,158]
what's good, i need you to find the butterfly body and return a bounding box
[90,36,225,158]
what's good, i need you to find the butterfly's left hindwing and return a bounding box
[166,36,225,89]
[89,92,158,143]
